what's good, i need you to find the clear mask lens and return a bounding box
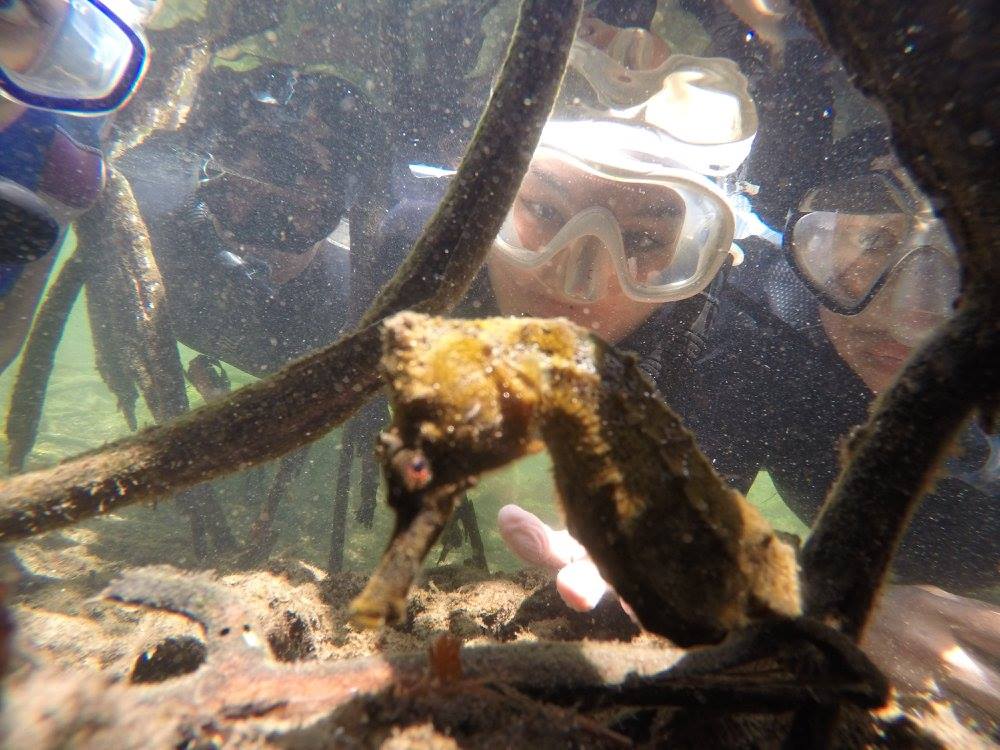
[880,247,959,347]
[560,237,611,302]
[604,26,667,72]
[790,210,911,309]
[565,34,758,176]
[789,203,959,316]
[642,57,757,145]
[568,20,672,107]
[0,0,145,112]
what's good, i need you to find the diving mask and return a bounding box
[0,0,147,114]
[567,23,758,177]
[569,18,673,108]
[197,145,344,255]
[784,169,959,329]
[493,137,737,304]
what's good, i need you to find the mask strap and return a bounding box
[683,254,734,365]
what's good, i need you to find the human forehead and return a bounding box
[524,153,680,212]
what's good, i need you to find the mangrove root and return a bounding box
[0,0,583,542]
[86,283,139,431]
[438,496,489,571]
[784,3,1000,743]
[77,167,190,424]
[351,401,385,529]
[328,421,359,575]
[328,398,385,574]
[76,167,237,554]
[803,297,1000,636]
[5,248,90,473]
[241,447,310,565]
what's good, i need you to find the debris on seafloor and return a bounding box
[428,633,463,683]
[351,312,802,648]
[1,565,687,748]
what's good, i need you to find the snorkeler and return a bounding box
[127,62,383,375]
[689,128,997,590]
[0,0,150,372]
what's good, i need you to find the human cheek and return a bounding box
[487,256,545,315]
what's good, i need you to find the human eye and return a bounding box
[519,198,562,224]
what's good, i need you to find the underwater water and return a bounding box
[1,0,996,746]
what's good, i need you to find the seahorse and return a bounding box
[351,312,800,647]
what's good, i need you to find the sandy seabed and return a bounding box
[1,497,996,749]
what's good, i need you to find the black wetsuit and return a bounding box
[684,245,998,591]
[141,199,354,376]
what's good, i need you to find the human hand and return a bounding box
[497,504,616,612]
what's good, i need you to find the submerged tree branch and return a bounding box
[86,282,140,432]
[792,0,1000,640]
[802,286,999,636]
[80,167,237,554]
[5,249,90,473]
[0,0,583,541]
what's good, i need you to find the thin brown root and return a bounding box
[86,282,139,431]
[241,448,310,565]
[5,248,89,473]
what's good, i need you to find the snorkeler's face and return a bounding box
[487,154,684,342]
[818,248,957,394]
[199,127,343,259]
[789,166,960,394]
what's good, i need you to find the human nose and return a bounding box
[557,234,613,302]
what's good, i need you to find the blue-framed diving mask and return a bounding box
[0,0,148,115]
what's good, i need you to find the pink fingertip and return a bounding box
[556,559,611,612]
[497,504,563,570]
